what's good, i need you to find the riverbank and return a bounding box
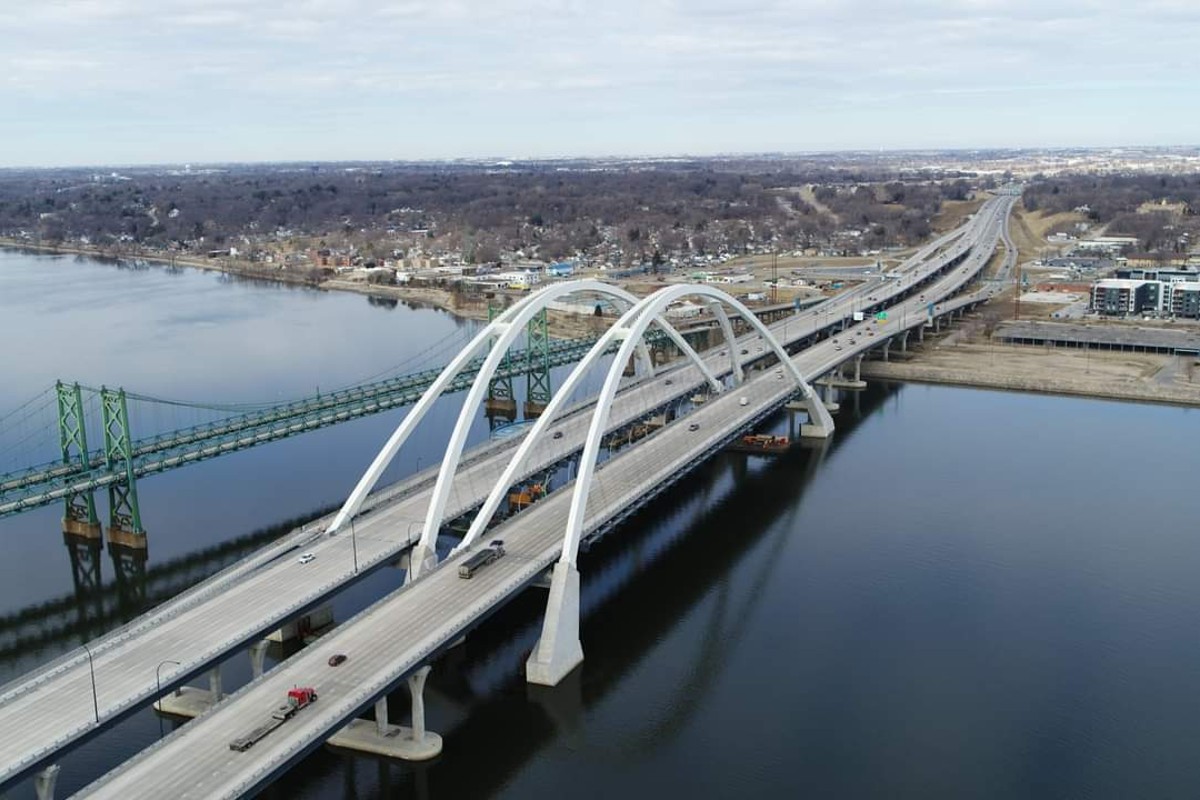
[861,340,1200,407]
[0,240,610,338]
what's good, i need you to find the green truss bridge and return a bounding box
[0,315,603,532]
[0,298,805,541]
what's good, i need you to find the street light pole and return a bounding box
[82,643,99,724]
[350,519,359,574]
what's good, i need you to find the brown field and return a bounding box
[931,197,987,233]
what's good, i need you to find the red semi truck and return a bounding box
[229,687,318,752]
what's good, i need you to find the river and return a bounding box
[2,248,1199,799]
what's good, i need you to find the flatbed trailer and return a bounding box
[229,687,317,751]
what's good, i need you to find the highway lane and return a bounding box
[77,195,1014,799]
[0,195,1010,790]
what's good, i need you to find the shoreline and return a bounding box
[0,240,613,338]
[860,344,1200,409]
[0,239,487,322]
[7,240,1200,410]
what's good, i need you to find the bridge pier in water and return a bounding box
[56,381,103,541]
[526,561,584,687]
[328,665,442,761]
[101,387,147,551]
[34,764,59,800]
[155,665,223,719]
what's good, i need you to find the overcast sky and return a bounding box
[2,0,1197,167]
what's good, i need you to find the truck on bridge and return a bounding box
[228,687,318,752]
[458,540,506,579]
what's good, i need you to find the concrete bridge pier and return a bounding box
[268,604,334,642]
[527,560,584,687]
[155,665,222,719]
[900,331,910,353]
[916,325,925,343]
[249,639,269,679]
[34,764,60,800]
[816,381,840,414]
[209,665,223,701]
[882,338,891,362]
[328,666,443,761]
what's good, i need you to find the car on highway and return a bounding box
[688,422,700,431]
[552,431,563,439]
[298,553,316,564]
[328,654,347,667]
[835,345,843,351]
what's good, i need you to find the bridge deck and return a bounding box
[76,196,1014,799]
[0,196,1011,791]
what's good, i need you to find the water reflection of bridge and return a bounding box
[0,510,328,675]
[305,384,895,800]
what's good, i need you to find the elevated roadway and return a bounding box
[75,195,1014,799]
[0,194,1013,794]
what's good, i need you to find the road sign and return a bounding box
[875,311,888,321]
[853,311,864,322]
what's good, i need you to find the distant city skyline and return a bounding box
[2,0,1198,168]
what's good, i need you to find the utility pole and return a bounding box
[771,251,778,304]
[1014,261,1022,321]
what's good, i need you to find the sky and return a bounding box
[1,0,1198,167]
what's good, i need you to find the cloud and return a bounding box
[0,0,1196,164]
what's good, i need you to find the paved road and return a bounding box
[0,196,1010,792]
[75,195,1014,799]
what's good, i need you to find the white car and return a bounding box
[298,553,316,564]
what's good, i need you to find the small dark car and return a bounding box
[328,654,347,667]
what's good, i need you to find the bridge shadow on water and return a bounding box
[260,382,898,800]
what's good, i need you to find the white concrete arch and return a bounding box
[328,280,644,537]
[408,284,725,577]
[451,296,724,555]
[521,284,833,686]
[555,284,830,570]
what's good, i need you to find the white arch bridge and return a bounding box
[5,194,1014,800]
[75,280,839,800]
[326,279,832,684]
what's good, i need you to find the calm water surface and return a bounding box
[2,249,1199,799]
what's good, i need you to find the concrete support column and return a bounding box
[375,696,389,737]
[882,339,891,362]
[208,666,222,702]
[328,675,443,761]
[901,331,910,353]
[853,354,863,383]
[35,765,60,800]
[408,666,431,743]
[249,640,268,680]
[917,325,925,342]
[527,560,583,686]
